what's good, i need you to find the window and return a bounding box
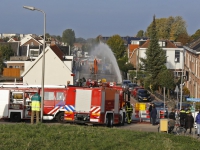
[44,92,54,100]
[31,42,34,46]
[30,49,39,57]
[175,50,180,63]
[56,92,64,100]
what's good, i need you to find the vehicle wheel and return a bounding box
[109,114,113,128]
[176,127,186,135]
[119,112,125,126]
[10,112,21,122]
[106,114,113,128]
[56,112,64,123]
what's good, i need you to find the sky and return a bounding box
[1,0,200,39]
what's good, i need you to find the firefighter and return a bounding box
[125,101,133,124]
[179,107,186,127]
[31,93,41,124]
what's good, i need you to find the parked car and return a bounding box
[131,86,144,98]
[127,83,138,92]
[136,89,151,102]
[153,102,168,118]
[121,80,132,89]
[175,102,191,110]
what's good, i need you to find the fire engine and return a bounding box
[0,84,67,123]
[64,82,133,127]
[0,82,133,126]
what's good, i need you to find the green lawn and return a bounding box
[0,123,199,150]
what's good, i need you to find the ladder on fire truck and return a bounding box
[0,84,67,88]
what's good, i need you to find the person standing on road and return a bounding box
[148,103,153,123]
[185,112,194,134]
[195,110,200,136]
[150,105,157,125]
[31,93,41,124]
[179,107,186,127]
[169,108,176,120]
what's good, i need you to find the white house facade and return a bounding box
[21,45,74,86]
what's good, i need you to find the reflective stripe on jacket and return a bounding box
[31,101,41,111]
[31,93,41,111]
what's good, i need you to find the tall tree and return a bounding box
[158,69,175,97]
[169,16,187,41]
[136,30,144,37]
[0,51,4,74]
[191,29,200,40]
[0,44,14,60]
[176,33,192,45]
[106,34,125,60]
[140,15,166,91]
[145,16,187,41]
[62,29,75,46]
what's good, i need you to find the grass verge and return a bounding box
[0,123,199,150]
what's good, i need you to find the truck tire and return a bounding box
[10,112,21,122]
[120,112,125,126]
[106,114,113,128]
[56,112,64,123]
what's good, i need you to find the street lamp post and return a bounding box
[180,50,184,110]
[23,6,46,122]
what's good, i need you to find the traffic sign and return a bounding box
[174,85,179,93]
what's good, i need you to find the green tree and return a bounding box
[136,30,144,37]
[75,37,86,43]
[0,51,4,74]
[169,16,187,41]
[106,34,125,60]
[176,33,192,45]
[0,44,14,60]
[62,29,75,46]
[145,16,188,41]
[140,15,166,91]
[45,33,51,39]
[191,29,200,40]
[158,69,175,97]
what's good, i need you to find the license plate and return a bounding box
[143,98,147,100]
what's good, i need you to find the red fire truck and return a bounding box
[0,85,67,123]
[64,85,131,127]
[0,83,132,126]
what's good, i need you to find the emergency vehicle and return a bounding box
[0,82,133,126]
[64,83,133,127]
[0,84,67,123]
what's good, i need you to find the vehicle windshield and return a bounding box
[128,83,137,87]
[154,102,164,107]
[139,90,148,94]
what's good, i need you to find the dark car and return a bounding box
[153,102,168,118]
[121,80,132,89]
[127,83,138,92]
[176,102,191,110]
[136,89,151,102]
[132,86,144,97]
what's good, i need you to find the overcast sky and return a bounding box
[1,0,200,39]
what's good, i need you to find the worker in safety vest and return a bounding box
[125,101,133,124]
[179,107,186,127]
[31,93,41,124]
[186,108,191,114]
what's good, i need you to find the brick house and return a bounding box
[183,38,200,98]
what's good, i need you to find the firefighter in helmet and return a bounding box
[126,101,133,124]
[31,93,41,124]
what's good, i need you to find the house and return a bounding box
[21,44,74,85]
[183,37,200,98]
[131,40,184,77]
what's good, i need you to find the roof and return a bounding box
[21,45,65,77]
[50,44,64,61]
[129,44,139,53]
[140,40,178,48]
[185,37,200,52]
